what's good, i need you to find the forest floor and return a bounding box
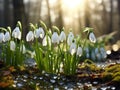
[0,49,120,90]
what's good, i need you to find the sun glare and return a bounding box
[62,0,84,9]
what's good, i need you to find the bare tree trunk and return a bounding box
[46,0,52,29]
[108,0,113,33]
[101,0,109,34]
[37,0,42,20]
[84,0,90,27]
[13,0,25,25]
[0,0,5,27]
[13,0,26,38]
[118,0,120,38]
[57,0,63,30]
[4,0,13,27]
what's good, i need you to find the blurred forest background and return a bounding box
[0,0,120,42]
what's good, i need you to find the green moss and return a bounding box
[105,64,120,73]
[112,76,120,82]
[102,72,113,82]
[113,72,120,78]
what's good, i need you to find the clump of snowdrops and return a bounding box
[0,21,107,75]
[0,21,26,67]
[25,21,107,75]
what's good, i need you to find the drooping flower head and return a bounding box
[59,30,66,42]
[4,31,11,42]
[12,27,21,40]
[26,31,34,42]
[67,31,74,46]
[34,27,45,38]
[0,33,4,43]
[70,40,76,55]
[10,41,16,51]
[42,35,51,46]
[76,46,82,57]
[39,27,45,38]
[51,32,59,44]
[89,32,96,43]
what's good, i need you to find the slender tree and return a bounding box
[46,0,52,29]
[108,0,113,33]
[118,0,120,38]
[57,0,63,30]
[84,0,90,27]
[4,0,13,27]
[13,0,26,38]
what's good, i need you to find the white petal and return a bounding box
[59,31,66,42]
[12,27,21,40]
[39,28,45,38]
[70,42,76,55]
[51,32,59,44]
[4,32,11,42]
[67,32,74,46]
[34,29,40,38]
[42,35,51,46]
[77,47,82,57]
[89,32,96,43]
[26,31,34,42]
[0,33,4,43]
[10,41,16,51]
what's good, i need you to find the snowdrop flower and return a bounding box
[100,47,105,52]
[70,41,76,55]
[95,48,99,54]
[20,44,26,54]
[26,31,34,42]
[96,53,101,61]
[89,32,96,43]
[4,32,11,42]
[59,31,66,42]
[101,52,107,59]
[34,29,40,38]
[91,51,96,61]
[67,32,74,46]
[34,27,45,38]
[86,53,90,58]
[51,32,59,44]
[10,41,16,51]
[39,28,45,38]
[100,47,107,59]
[12,27,21,40]
[77,47,82,57]
[42,35,51,46]
[84,47,89,53]
[0,33,4,43]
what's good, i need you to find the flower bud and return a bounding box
[20,44,26,54]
